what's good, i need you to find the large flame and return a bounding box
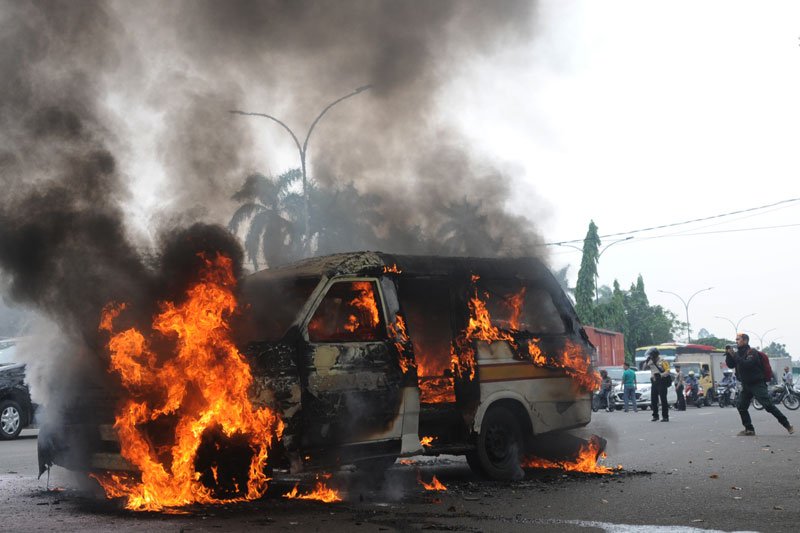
[521,435,620,474]
[93,254,284,511]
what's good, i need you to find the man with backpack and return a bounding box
[725,333,794,436]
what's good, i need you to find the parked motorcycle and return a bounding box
[753,383,800,411]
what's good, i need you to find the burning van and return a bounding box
[39,251,599,500]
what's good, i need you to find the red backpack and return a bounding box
[755,350,773,382]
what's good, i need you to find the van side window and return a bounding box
[483,281,565,334]
[307,280,386,343]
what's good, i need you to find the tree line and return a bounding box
[571,220,791,360]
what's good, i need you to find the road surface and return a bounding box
[1,407,798,532]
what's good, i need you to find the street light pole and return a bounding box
[657,286,713,343]
[746,328,776,350]
[594,236,634,303]
[231,85,372,254]
[714,313,757,340]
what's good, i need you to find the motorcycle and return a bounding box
[592,388,616,412]
[753,382,800,411]
[717,383,737,408]
[684,382,704,408]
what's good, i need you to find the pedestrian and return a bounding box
[674,364,686,411]
[622,362,638,412]
[599,369,614,411]
[725,333,794,436]
[644,347,669,422]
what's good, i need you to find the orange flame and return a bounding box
[451,275,516,380]
[527,338,600,393]
[505,287,526,331]
[418,473,447,491]
[388,313,415,374]
[343,281,380,333]
[283,480,342,503]
[420,436,435,447]
[418,375,456,404]
[93,254,284,511]
[522,435,620,474]
[382,264,402,274]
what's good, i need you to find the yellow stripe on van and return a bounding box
[479,362,567,383]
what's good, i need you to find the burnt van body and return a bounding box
[39,252,595,481]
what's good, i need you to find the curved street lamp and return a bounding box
[231,85,372,253]
[746,327,777,350]
[657,286,713,343]
[554,236,633,303]
[714,313,757,340]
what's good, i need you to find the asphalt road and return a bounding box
[1,407,799,532]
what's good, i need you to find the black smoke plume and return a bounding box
[0,0,546,421]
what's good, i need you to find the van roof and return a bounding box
[248,252,556,283]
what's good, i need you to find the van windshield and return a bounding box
[238,276,321,342]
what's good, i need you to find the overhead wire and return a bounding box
[545,197,800,245]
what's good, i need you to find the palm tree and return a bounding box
[309,182,383,255]
[228,169,301,270]
[436,198,498,256]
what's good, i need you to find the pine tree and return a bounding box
[575,220,601,324]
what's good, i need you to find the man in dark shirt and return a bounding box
[726,333,794,436]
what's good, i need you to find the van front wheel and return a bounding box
[468,406,524,481]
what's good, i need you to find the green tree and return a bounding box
[693,333,733,349]
[764,341,789,357]
[595,280,628,333]
[622,275,678,356]
[574,221,600,324]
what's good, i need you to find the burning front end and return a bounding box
[38,251,599,507]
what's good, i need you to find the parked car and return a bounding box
[0,338,37,440]
[613,370,677,410]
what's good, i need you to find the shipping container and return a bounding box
[584,326,625,367]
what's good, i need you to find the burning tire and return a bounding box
[468,405,524,481]
[0,400,23,440]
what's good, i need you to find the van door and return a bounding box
[299,277,405,457]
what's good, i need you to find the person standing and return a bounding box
[622,362,637,412]
[674,364,686,411]
[726,333,794,436]
[644,348,669,422]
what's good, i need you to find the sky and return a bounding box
[451,1,800,357]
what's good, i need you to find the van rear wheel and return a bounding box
[468,406,523,481]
